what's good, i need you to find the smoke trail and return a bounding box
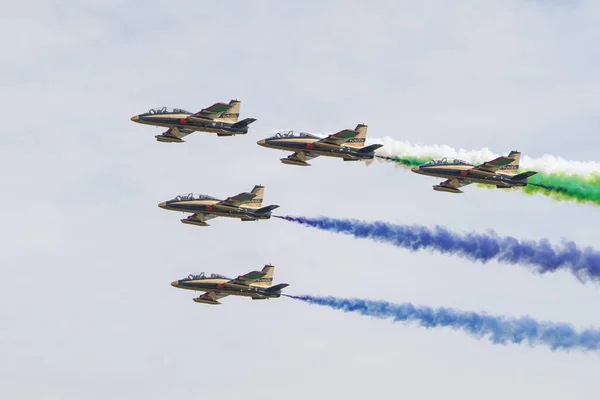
[526,174,600,205]
[287,294,600,351]
[275,216,600,282]
[372,136,600,178]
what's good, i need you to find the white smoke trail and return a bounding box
[371,136,600,177]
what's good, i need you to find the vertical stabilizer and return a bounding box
[345,124,368,149]
[253,264,274,287]
[215,99,240,123]
[243,184,264,209]
[500,150,520,175]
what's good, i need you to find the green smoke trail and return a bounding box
[525,173,600,205]
[379,155,600,206]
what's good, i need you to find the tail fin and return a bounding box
[215,99,240,123]
[345,124,368,149]
[511,171,537,181]
[499,150,520,176]
[230,118,256,129]
[253,264,275,288]
[243,185,264,209]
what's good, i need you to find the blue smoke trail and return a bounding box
[274,216,600,282]
[287,294,600,351]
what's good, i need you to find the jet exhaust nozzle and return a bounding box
[433,185,463,194]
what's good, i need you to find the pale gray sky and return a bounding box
[2,1,600,399]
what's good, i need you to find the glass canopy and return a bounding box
[186,272,230,280]
[172,193,218,201]
[267,130,319,139]
[423,157,472,166]
[147,107,191,114]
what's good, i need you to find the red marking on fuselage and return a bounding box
[216,283,225,289]
[180,118,188,124]
[206,205,214,211]
[306,143,315,149]
[460,170,469,176]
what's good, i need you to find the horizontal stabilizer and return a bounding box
[511,171,538,181]
[265,283,289,292]
[230,118,257,129]
[255,205,280,214]
[357,144,384,154]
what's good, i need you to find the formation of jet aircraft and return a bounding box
[410,151,538,193]
[130,99,256,142]
[171,264,289,305]
[130,98,542,307]
[257,124,383,166]
[158,185,279,227]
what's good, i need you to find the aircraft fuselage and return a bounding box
[411,165,529,187]
[257,137,376,160]
[171,278,282,299]
[158,199,272,220]
[131,112,249,135]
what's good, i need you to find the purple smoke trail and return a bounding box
[286,294,600,351]
[274,215,600,282]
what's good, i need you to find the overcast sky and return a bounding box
[2,1,600,399]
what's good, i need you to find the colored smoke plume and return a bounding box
[287,294,600,351]
[274,216,600,282]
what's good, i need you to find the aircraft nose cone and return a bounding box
[257,139,266,146]
[130,115,139,122]
[158,201,167,209]
[171,280,179,287]
[410,166,419,172]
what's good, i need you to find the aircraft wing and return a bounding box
[470,156,515,174]
[192,102,231,121]
[439,178,472,190]
[281,151,319,166]
[183,213,218,227]
[195,291,229,304]
[162,126,194,139]
[226,270,267,286]
[214,192,257,209]
[316,129,358,147]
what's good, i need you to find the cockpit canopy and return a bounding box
[171,193,219,202]
[186,272,230,280]
[147,107,191,114]
[267,130,319,139]
[423,157,472,166]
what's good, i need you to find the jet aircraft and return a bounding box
[410,151,538,193]
[171,264,289,305]
[256,124,383,166]
[130,99,256,142]
[158,185,279,226]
